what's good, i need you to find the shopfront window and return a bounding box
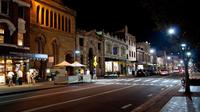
[105,61,112,72]
[0,29,4,43]
[17,33,24,46]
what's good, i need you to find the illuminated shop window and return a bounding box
[17,33,24,46]
[0,29,4,44]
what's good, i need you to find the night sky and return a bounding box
[63,0,200,60]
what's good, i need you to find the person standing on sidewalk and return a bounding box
[7,71,14,87]
[17,70,23,85]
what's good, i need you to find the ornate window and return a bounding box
[36,37,45,53]
[62,16,64,31]
[64,16,67,31]
[58,14,60,29]
[46,10,49,26]
[0,0,9,15]
[50,11,53,27]
[68,18,71,33]
[41,8,44,25]
[36,6,40,23]
[54,13,57,28]
[52,40,59,65]
[106,42,112,54]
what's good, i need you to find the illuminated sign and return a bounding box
[93,56,98,67]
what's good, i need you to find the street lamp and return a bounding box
[74,50,80,61]
[180,43,191,94]
[168,28,176,35]
[167,27,191,94]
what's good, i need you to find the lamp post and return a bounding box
[167,27,191,94]
[181,43,191,94]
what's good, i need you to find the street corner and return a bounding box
[160,96,200,112]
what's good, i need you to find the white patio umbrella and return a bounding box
[54,61,72,67]
[71,61,85,67]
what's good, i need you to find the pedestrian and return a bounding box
[7,71,14,87]
[17,70,23,85]
[12,71,17,85]
[26,71,31,84]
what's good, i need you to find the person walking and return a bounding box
[7,71,14,87]
[17,70,23,85]
[26,71,31,84]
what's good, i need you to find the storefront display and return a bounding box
[105,61,112,72]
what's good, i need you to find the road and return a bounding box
[0,74,182,112]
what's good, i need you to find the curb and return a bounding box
[0,85,66,96]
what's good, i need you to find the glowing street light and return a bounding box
[150,49,155,54]
[168,28,176,35]
[186,51,191,57]
[167,56,171,60]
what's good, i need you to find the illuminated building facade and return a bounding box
[30,0,76,79]
[102,31,128,76]
[76,30,104,77]
[0,0,32,85]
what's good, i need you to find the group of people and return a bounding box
[26,69,38,84]
[7,69,38,87]
[7,69,23,87]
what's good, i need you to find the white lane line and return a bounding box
[121,104,132,109]
[0,85,107,104]
[22,85,135,112]
[161,88,165,91]
[147,94,153,97]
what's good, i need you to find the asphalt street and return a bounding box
[0,75,181,112]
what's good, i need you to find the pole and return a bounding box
[184,57,191,94]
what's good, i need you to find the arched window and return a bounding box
[0,28,5,44]
[36,37,45,53]
[68,18,71,33]
[46,9,49,26]
[58,14,60,29]
[54,13,57,29]
[65,17,67,32]
[36,6,40,23]
[62,16,64,31]
[50,11,53,27]
[41,7,44,25]
[52,40,59,65]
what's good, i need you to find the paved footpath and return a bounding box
[131,84,200,112]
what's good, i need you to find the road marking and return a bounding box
[147,93,153,97]
[0,85,107,104]
[161,88,165,90]
[22,85,135,112]
[121,104,132,109]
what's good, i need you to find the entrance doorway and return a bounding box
[88,48,94,78]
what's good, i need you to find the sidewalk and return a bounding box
[0,81,66,96]
[132,84,200,112]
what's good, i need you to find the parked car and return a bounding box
[159,69,169,76]
[136,70,146,77]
